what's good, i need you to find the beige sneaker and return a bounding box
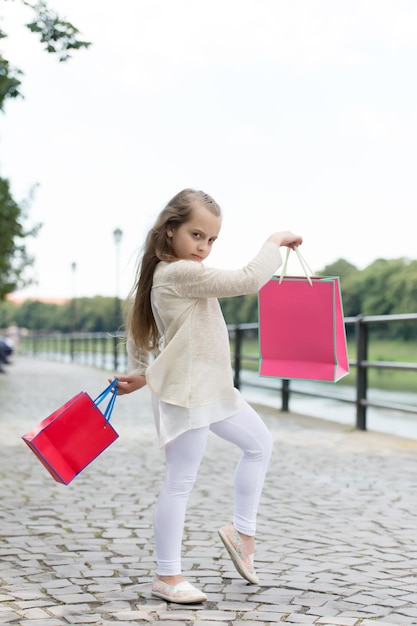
[151,576,207,604]
[218,523,259,584]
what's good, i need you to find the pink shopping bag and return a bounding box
[258,274,349,383]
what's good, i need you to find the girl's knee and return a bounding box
[245,434,273,464]
[265,430,274,457]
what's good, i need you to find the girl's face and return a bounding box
[167,204,221,262]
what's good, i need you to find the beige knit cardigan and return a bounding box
[127,241,283,408]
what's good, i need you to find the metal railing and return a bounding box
[19,312,417,431]
[20,332,128,373]
[230,313,417,430]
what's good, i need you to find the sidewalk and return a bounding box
[1,356,417,626]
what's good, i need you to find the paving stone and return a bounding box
[196,610,237,620]
[12,600,52,610]
[152,622,194,626]
[11,621,64,626]
[232,621,286,626]
[20,607,51,619]
[69,616,104,624]
[361,620,405,626]
[0,610,21,624]
[316,618,359,625]
[245,611,291,621]
[195,623,236,626]
[2,357,417,624]
[113,609,154,620]
[47,602,93,616]
[49,593,98,605]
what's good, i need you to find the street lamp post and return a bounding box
[113,228,123,370]
[70,261,77,362]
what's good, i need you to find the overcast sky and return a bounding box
[1,0,416,300]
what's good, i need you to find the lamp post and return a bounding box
[113,228,123,370]
[70,261,77,361]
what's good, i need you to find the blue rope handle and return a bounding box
[93,378,119,425]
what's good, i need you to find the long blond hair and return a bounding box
[127,188,222,350]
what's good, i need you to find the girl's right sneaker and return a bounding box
[151,576,207,604]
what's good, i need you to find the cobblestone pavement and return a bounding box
[1,357,417,626]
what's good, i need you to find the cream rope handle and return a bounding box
[279,245,313,286]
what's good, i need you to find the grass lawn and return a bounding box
[235,337,417,393]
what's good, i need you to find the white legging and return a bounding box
[154,401,273,575]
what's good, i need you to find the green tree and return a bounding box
[14,298,55,330]
[1,256,417,336]
[384,259,417,339]
[0,180,40,299]
[0,297,18,328]
[318,258,362,318]
[0,296,121,333]
[0,55,21,107]
[0,0,90,299]
[360,258,405,316]
[319,258,359,282]
[69,297,118,333]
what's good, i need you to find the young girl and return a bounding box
[113,188,303,604]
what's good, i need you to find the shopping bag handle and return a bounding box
[93,379,119,424]
[279,245,313,286]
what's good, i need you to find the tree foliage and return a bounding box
[220,256,417,339]
[0,55,22,109]
[0,0,90,299]
[0,295,120,333]
[0,256,417,338]
[24,0,90,61]
[0,179,40,298]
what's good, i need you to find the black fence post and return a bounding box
[102,336,107,370]
[281,379,290,411]
[113,335,119,372]
[233,325,242,389]
[356,315,368,430]
[70,335,75,362]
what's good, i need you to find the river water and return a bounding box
[240,370,417,441]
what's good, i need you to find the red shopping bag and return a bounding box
[22,380,119,485]
[258,248,349,382]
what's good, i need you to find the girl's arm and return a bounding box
[166,233,303,300]
[109,335,150,395]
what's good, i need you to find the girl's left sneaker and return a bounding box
[218,523,259,584]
